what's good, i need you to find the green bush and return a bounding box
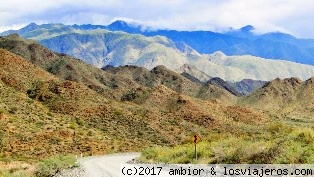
[87,130,93,136]
[76,117,84,126]
[27,99,34,104]
[69,122,77,129]
[34,155,77,177]
[8,107,17,114]
[0,109,5,114]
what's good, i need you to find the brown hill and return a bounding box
[136,85,266,126]
[103,65,237,103]
[0,48,267,160]
[0,49,172,158]
[0,34,116,98]
[239,77,314,121]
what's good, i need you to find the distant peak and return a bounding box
[211,51,227,58]
[25,22,38,28]
[20,22,38,31]
[240,25,255,32]
[107,20,142,32]
[110,20,129,27]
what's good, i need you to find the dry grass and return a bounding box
[140,123,314,164]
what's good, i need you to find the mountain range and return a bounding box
[2,21,314,65]
[1,33,313,120]
[1,23,314,82]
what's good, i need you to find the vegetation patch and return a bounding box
[34,155,77,177]
[140,123,314,164]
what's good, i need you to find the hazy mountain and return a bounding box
[228,79,267,96]
[2,23,314,168]
[180,72,204,85]
[198,51,314,82]
[2,24,314,82]
[54,20,314,65]
[178,64,211,82]
[3,21,314,65]
[142,28,314,65]
[39,31,187,69]
[139,23,314,65]
[206,77,243,97]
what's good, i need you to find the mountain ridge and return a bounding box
[2,21,314,65]
[2,24,314,84]
[2,31,314,83]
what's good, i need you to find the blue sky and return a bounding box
[1,0,314,38]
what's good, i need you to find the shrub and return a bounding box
[34,155,77,177]
[8,107,17,114]
[27,99,34,104]
[69,122,77,129]
[47,112,53,117]
[76,117,84,126]
[87,130,93,136]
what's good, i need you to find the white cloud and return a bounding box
[0,24,27,33]
[1,0,314,38]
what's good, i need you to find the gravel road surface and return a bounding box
[57,153,213,177]
[78,153,140,177]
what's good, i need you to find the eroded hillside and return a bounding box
[0,48,267,160]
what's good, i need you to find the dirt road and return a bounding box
[79,153,140,177]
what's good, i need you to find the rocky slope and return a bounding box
[0,46,267,160]
[103,65,238,102]
[239,77,314,121]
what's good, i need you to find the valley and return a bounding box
[0,23,314,176]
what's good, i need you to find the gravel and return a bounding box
[56,153,140,177]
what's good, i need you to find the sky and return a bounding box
[1,0,314,38]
